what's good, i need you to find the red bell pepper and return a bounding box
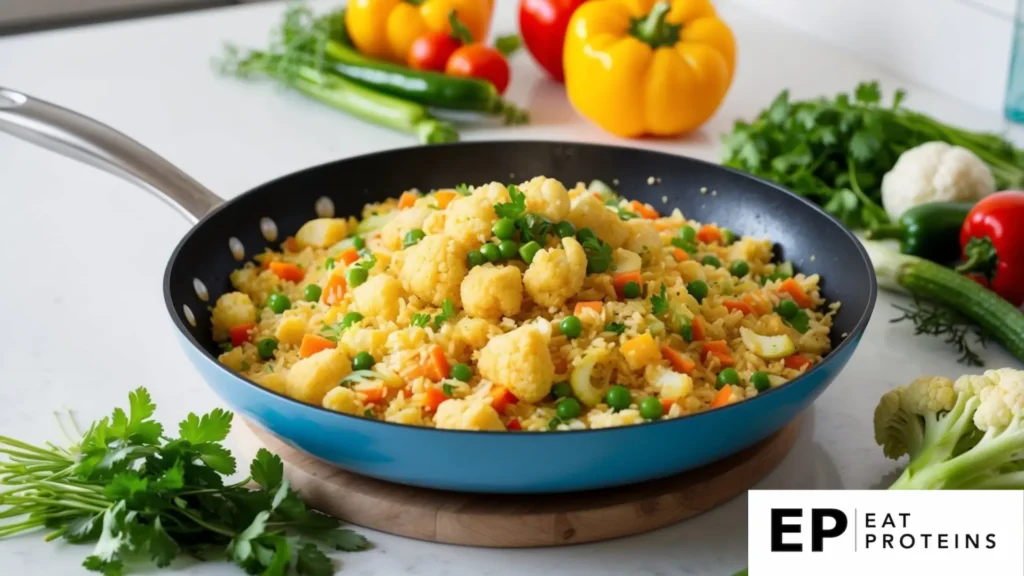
[519,0,586,82]
[956,191,1024,307]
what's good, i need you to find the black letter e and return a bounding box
[771,509,802,552]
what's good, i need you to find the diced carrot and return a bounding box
[338,247,360,265]
[573,301,603,316]
[400,386,413,399]
[613,271,642,298]
[629,200,659,219]
[269,261,305,283]
[709,385,733,408]
[660,346,696,374]
[691,317,705,341]
[660,399,676,414]
[697,224,722,244]
[283,236,300,253]
[779,278,813,308]
[434,190,457,209]
[360,385,387,404]
[298,334,336,358]
[422,387,447,412]
[785,354,812,370]
[426,345,450,381]
[402,365,427,381]
[321,275,346,305]
[673,248,689,261]
[723,299,752,315]
[398,191,419,210]
[490,386,519,415]
[701,340,735,366]
[506,419,522,431]
[229,323,255,347]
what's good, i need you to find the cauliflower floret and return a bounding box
[588,409,643,429]
[353,273,404,320]
[453,317,503,351]
[623,219,662,262]
[296,218,349,249]
[285,346,351,405]
[379,206,431,251]
[322,386,362,415]
[252,372,286,394]
[519,176,571,221]
[422,210,446,235]
[881,141,995,221]
[566,194,630,248]
[729,237,773,264]
[477,324,555,403]
[339,327,389,359]
[218,347,245,372]
[960,368,1024,431]
[434,398,505,431]
[211,292,257,341]
[396,234,468,306]
[523,237,587,308]
[275,307,314,346]
[613,248,642,274]
[387,407,425,426]
[901,376,957,414]
[460,265,523,319]
[444,183,510,248]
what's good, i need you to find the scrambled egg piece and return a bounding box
[623,219,662,262]
[478,324,555,403]
[567,194,629,248]
[396,233,468,306]
[461,265,523,319]
[379,206,431,251]
[285,346,352,405]
[296,218,349,248]
[434,398,505,431]
[523,237,587,308]
[322,386,362,415]
[353,273,404,321]
[211,292,257,341]
[444,183,509,248]
[519,176,570,221]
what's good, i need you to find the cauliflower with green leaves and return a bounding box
[874,368,1024,489]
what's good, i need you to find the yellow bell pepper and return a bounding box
[346,0,494,63]
[564,0,736,137]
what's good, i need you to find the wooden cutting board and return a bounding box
[235,419,799,548]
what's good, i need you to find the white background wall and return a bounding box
[725,0,1019,113]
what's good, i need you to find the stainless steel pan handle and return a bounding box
[0,87,222,224]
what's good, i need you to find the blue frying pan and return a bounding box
[0,88,876,494]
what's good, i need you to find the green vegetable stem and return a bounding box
[0,388,369,575]
[866,201,974,262]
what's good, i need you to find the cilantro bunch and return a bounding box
[721,82,1024,229]
[0,388,369,575]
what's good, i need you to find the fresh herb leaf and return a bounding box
[410,313,431,328]
[516,213,553,243]
[454,183,472,196]
[296,541,334,575]
[582,236,612,274]
[670,237,697,254]
[219,342,234,352]
[494,185,526,220]
[264,364,274,373]
[650,285,669,316]
[604,322,626,334]
[442,383,454,397]
[547,417,562,430]
[316,529,371,552]
[433,299,456,329]
[363,408,374,418]
[193,443,237,475]
[179,408,233,444]
[251,448,284,491]
[617,208,639,220]
[147,517,180,568]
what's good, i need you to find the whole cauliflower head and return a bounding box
[395,233,468,306]
[477,323,555,403]
[523,237,587,308]
[881,141,995,221]
[461,264,523,319]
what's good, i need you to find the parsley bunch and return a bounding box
[0,388,369,575]
[721,82,1024,229]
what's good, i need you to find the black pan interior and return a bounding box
[167,141,874,363]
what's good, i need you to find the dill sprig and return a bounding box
[890,299,987,367]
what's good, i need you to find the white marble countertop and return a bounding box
[0,1,1021,574]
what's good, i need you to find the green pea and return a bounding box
[702,255,722,268]
[303,284,323,302]
[480,243,501,263]
[776,299,800,319]
[467,250,485,268]
[451,363,472,382]
[256,338,278,360]
[721,229,737,245]
[352,352,375,371]
[639,397,663,420]
[324,258,335,270]
[403,228,426,248]
[267,293,291,314]
[623,281,641,299]
[551,381,572,398]
[716,367,740,389]
[560,315,582,338]
[342,311,364,326]
[687,280,708,303]
[492,218,517,240]
[556,397,582,420]
[498,239,519,260]
[519,241,542,264]
[353,236,366,250]
[729,260,750,277]
[555,221,576,238]
[751,371,771,392]
[605,385,631,411]
[679,225,697,242]
[346,266,368,287]
[576,228,597,243]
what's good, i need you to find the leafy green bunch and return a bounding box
[0,388,368,575]
[721,82,1024,230]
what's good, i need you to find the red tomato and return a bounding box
[519,0,586,82]
[445,45,511,94]
[408,32,462,71]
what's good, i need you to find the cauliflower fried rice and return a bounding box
[212,177,839,432]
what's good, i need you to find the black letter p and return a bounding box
[811,509,848,552]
